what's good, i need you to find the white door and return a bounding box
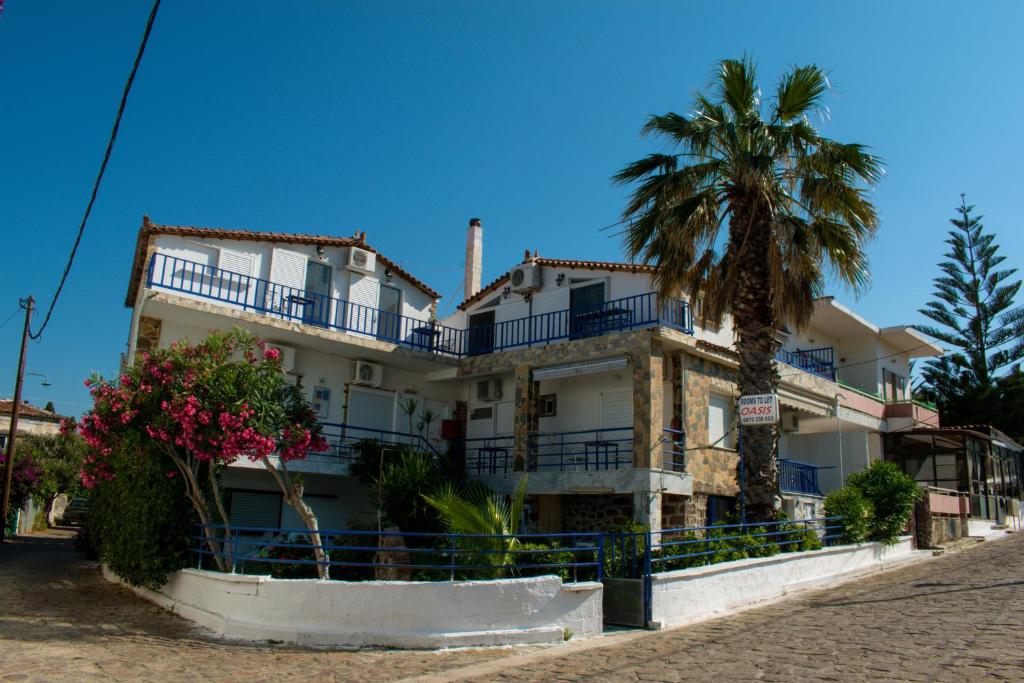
[347,387,396,440]
[495,401,515,436]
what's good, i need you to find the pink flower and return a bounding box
[263,347,281,362]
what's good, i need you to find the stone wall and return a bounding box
[679,352,740,498]
[458,329,652,378]
[661,493,689,529]
[562,494,634,532]
[135,315,162,353]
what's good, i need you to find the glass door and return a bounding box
[303,261,332,327]
[377,284,401,341]
[569,282,606,339]
[468,310,496,356]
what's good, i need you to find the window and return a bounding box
[708,394,734,449]
[312,386,330,420]
[538,394,557,417]
[228,490,282,533]
[470,407,493,421]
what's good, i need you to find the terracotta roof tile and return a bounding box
[458,257,658,311]
[125,217,441,306]
[0,400,64,423]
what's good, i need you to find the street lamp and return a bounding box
[26,373,50,387]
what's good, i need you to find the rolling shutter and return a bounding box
[229,491,282,530]
[600,390,632,430]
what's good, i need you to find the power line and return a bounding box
[29,0,162,341]
[0,308,21,331]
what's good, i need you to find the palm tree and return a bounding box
[423,477,528,575]
[614,58,882,521]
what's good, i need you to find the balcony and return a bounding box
[464,428,634,475]
[147,253,464,356]
[778,459,824,496]
[466,293,693,356]
[775,346,835,381]
[147,253,694,358]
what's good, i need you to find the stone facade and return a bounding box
[632,339,663,469]
[135,316,163,353]
[457,329,654,378]
[661,493,689,529]
[512,364,539,470]
[562,494,634,532]
[679,352,740,499]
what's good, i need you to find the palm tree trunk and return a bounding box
[729,209,782,523]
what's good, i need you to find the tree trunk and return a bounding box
[163,445,228,572]
[728,203,782,523]
[261,459,330,580]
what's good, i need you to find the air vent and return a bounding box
[476,379,502,402]
[346,247,377,274]
[509,263,541,293]
[351,360,383,387]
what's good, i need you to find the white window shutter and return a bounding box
[600,390,632,430]
[218,248,253,277]
[269,248,307,290]
[346,273,380,334]
[708,395,730,447]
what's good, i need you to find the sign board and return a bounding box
[738,393,779,425]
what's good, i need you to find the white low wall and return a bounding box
[967,518,1014,538]
[650,537,918,629]
[104,566,602,648]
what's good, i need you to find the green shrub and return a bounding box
[824,486,873,544]
[602,522,648,577]
[87,437,196,589]
[514,542,577,581]
[847,461,921,545]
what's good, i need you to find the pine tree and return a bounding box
[917,195,1024,426]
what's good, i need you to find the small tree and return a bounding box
[78,329,331,577]
[846,461,920,545]
[19,427,87,521]
[0,451,40,533]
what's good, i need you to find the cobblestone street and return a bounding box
[2,529,1022,682]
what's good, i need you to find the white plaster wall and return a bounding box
[835,335,881,394]
[536,370,633,435]
[783,430,871,494]
[151,235,434,321]
[106,567,602,648]
[650,537,917,628]
[220,468,377,530]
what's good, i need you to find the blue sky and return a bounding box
[2,1,1022,416]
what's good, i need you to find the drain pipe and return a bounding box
[834,394,845,485]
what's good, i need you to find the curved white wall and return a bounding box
[105,567,602,649]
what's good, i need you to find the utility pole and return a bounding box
[1,296,34,542]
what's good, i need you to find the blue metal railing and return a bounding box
[192,523,604,583]
[778,459,824,496]
[775,346,835,380]
[662,428,686,472]
[467,293,693,356]
[146,252,466,357]
[146,253,694,358]
[604,517,844,578]
[464,428,635,474]
[310,423,440,464]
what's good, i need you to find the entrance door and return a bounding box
[570,282,606,339]
[303,261,332,327]
[377,284,402,341]
[468,310,496,356]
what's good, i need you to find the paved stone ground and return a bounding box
[0,530,523,682]
[2,529,1023,682]
[449,534,1024,682]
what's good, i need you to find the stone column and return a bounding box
[632,339,665,469]
[513,365,538,471]
[633,489,662,533]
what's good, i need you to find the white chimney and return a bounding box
[464,217,483,298]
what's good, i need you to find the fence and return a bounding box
[774,346,835,380]
[778,459,824,496]
[315,423,439,463]
[192,524,605,583]
[191,516,846,587]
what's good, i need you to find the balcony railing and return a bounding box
[464,428,635,474]
[775,346,835,381]
[147,253,694,358]
[307,422,440,464]
[778,458,823,496]
[147,253,465,357]
[662,428,686,472]
[467,293,693,356]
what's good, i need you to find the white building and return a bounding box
[123,216,944,533]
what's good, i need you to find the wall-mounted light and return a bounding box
[556,273,565,287]
[384,268,393,283]
[316,245,326,260]
[522,291,533,303]
[502,286,511,299]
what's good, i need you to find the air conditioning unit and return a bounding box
[781,412,800,433]
[476,379,502,402]
[509,263,542,293]
[266,344,296,373]
[345,247,377,275]
[351,360,383,387]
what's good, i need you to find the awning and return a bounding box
[532,356,630,381]
[778,388,832,417]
